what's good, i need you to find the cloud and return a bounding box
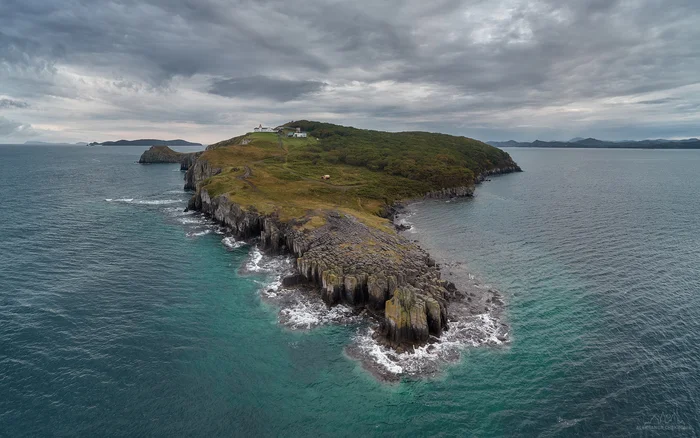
[209,76,326,101]
[636,98,681,105]
[0,98,29,108]
[1,0,700,143]
[0,116,36,137]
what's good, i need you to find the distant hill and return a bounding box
[487,138,700,149]
[94,139,202,146]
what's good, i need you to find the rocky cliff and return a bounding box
[138,145,202,170]
[182,155,519,349]
[193,185,450,348]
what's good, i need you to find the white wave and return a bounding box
[222,236,246,250]
[279,300,358,330]
[178,216,207,225]
[134,199,181,205]
[348,309,508,381]
[395,209,418,233]
[105,198,180,205]
[186,229,211,237]
[245,247,265,272]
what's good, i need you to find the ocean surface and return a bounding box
[1,145,699,436]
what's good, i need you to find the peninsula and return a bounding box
[147,121,521,349]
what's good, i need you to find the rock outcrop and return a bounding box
[184,158,222,191]
[138,145,202,170]
[183,156,520,349]
[475,165,522,183]
[423,165,522,199]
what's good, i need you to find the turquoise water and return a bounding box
[1,145,699,436]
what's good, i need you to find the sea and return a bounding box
[1,145,698,436]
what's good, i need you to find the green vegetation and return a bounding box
[283,120,517,188]
[199,121,518,231]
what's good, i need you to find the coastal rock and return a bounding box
[138,145,202,170]
[193,182,450,347]
[184,154,516,349]
[383,286,431,345]
[184,158,223,191]
[179,151,202,170]
[139,145,181,163]
[424,186,474,199]
[475,165,522,183]
[423,166,522,199]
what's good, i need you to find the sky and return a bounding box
[1,0,700,144]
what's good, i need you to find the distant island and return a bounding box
[488,137,700,149]
[140,121,520,358]
[91,139,202,146]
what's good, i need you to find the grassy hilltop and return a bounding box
[196,121,518,231]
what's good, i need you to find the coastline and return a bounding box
[182,176,514,381]
[343,192,511,381]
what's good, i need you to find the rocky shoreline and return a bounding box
[182,153,520,350]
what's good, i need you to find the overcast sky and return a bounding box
[2,0,699,144]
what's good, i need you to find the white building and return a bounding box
[253,124,276,133]
[291,127,307,138]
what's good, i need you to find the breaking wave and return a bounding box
[395,209,418,234]
[105,198,181,205]
[186,229,211,238]
[243,239,509,381]
[346,305,508,382]
[222,236,246,250]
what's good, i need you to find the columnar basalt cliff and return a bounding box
[192,184,451,347]
[184,161,519,348]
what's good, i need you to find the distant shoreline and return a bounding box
[489,138,700,150]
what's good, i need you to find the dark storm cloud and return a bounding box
[209,76,326,101]
[1,0,699,142]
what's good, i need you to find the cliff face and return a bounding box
[183,154,520,349]
[194,185,450,347]
[138,145,202,170]
[184,158,222,191]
